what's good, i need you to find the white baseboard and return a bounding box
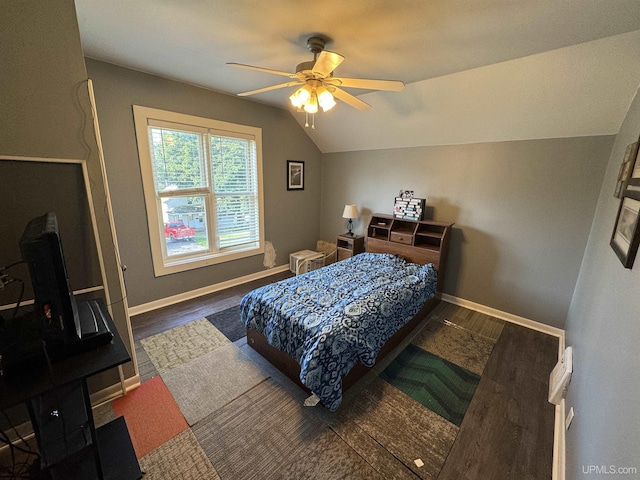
[553,399,566,480]
[128,264,290,317]
[440,293,565,339]
[90,374,141,407]
[440,293,566,480]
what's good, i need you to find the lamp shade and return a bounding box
[342,204,358,219]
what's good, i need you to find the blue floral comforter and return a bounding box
[240,252,437,411]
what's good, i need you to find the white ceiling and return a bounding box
[75,0,640,153]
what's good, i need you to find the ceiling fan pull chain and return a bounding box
[312,113,315,129]
[305,112,309,128]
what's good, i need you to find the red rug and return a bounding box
[112,376,188,458]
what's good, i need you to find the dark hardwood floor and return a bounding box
[129,276,558,479]
[438,322,557,479]
[130,270,292,340]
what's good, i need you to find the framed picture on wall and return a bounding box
[632,161,640,182]
[626,133,640,187]
[287,160,304,190]
[614,140,639,197]
[610,188,640,269]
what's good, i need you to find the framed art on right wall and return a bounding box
[614,140,639,198]
[610,188,640,269]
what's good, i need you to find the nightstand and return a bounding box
[336,234,365,261]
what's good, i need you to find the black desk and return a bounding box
[0,305,142,480]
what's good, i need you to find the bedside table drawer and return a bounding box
[390,232,413,245]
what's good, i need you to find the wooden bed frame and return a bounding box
[246,218,453,397]
[247,295,439,394]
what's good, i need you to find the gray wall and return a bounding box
[85,59,322,308]
[321,137,613,328]
[0,1,134,392]
[1,1,91,160]
[564,88,640,477]
[0,161,102,303]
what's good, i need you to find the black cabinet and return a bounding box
[1,301,142,480]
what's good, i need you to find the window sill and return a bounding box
[153,244,264,277]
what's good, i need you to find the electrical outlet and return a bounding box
[566,407,575,430]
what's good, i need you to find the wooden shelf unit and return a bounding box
[368,217,393,241]
[366,214,454,292]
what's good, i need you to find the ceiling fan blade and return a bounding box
[227,62,295,78]
[312,51,345,77]
[237,81,302,97]
[331,87,371,111]
[326,77,405,92]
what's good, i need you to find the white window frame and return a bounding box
[133,106,264,276]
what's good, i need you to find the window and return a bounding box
[133,106,264,276]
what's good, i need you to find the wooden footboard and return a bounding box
[246,295,440,395]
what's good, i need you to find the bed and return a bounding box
[241,224,451,411]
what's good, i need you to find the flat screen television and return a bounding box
[19,212,81,344]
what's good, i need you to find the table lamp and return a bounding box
[342,204,358,236]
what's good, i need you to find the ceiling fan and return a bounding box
[227,36,404,126]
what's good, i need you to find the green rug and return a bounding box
[380,344,480,427]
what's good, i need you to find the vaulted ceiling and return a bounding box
[75,0,640,153]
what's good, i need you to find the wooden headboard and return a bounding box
[365,214,453,292]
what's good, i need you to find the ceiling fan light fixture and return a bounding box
[317,86,336,112]
[289,85,311,109]
[289,91,301,108]
[290,82,334,115]
[229,35,405,125]
[303,93,318,114]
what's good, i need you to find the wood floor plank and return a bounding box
[425,300,450,320]
[333,379,459,479]
[437,322,557,480]
[440,306,505,342]
[465,310,505,341]
[130,271,292,339]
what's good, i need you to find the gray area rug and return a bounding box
[331,378,459,479]
[205,305,246,342]
[131,304,506,480]
[139,429,220,480]
[192,378,386,480]
[161,343,267,425]
[141,318,230,373]
[411,319,497,376]
[135,340,158,382]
